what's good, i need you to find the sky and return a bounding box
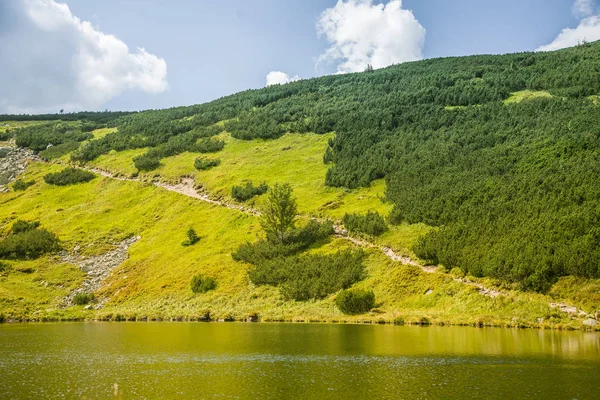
[0,0,598,114]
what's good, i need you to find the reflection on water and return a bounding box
[1,323,599,399]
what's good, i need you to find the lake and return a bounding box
[0,323,599,399]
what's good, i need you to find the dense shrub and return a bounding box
[81,122,100,132]
[43,168,96,186]
[249,250,366,301]
[15,122,92,151]
[39,142,81,160]
[74,293,95,306]
[133,155,161,171]
[231,181,268,202]
[233,220,334,264]
[234,218,361,301]
[12,179,35,191]
[0,228,61,259]
[335,288,375,315]
[0,148,9,158]
[191,275,217,293]
[0,130,12,141]
[343,211,388,236]
[194,157,221,170]
[194,138,225,153]
[11,220,40,234]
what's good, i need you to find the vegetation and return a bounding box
[0,131,12,141]
[260,183,297,243]
[182,228,200,246]
[233,220,334,264]
[231,181,268,202]
[0,148,9,158]
[73,293,95,306]
[0,161,589,326]
[12,179,35,191]
[132,136,225,172]
[0,261,10,273]
[133,154,161,171]
[248,249,365,301]
[43,168,95,186]
[0,111,134,123]
[15,122,92,151]
[190,275,217,294]
[39,142,81,160]
[335,288,375,315]
[343,211,388,236]
[11,220,40,234]
[0,221,60,260]
[194,157,220,171]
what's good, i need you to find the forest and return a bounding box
[8,41,600,292]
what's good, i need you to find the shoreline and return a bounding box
[1,315,599,332]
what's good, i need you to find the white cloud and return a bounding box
[573,0,596,18]
[266,71,300,87]
[316,0,425,74]
[537,15,600,51]
[0,0,168,114]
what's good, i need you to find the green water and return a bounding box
[0,323,599,399]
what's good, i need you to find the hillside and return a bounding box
[1,43,600,327]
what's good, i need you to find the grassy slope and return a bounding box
[86,131,429,257]
[0,133,590,328]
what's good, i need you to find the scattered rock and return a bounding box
[0,142,34,188]
[583,318,598,327]
[549,302,580,315]
[60,236,140,309]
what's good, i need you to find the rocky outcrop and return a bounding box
[0,141,33,191]
[60,236,140,309]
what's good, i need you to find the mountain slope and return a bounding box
[1,43,600,325]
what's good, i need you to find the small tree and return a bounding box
[260,183,297,243]
[182,227,200,246]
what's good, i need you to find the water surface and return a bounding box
[1,323,599,399]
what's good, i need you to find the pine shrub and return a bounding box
[43,168,95,186]
[191,275,217,294]
[343,211,388,236]
[194,157,221,170]
[335,289,375,315]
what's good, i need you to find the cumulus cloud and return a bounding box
[537,15,600,51]
[266,71,300,86]
[0,0,168,114]
[573,0,596,18]
[316,0,425,74]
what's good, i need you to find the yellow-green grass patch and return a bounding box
[91,127,117,139]
[504,90,553,104]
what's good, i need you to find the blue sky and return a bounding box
[0,0,596,113]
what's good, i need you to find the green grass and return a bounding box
[92,127,117,139]
[444,105,468,111]
[83,132,425,255]
[88,132,393,219]
[504,90,553,104]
